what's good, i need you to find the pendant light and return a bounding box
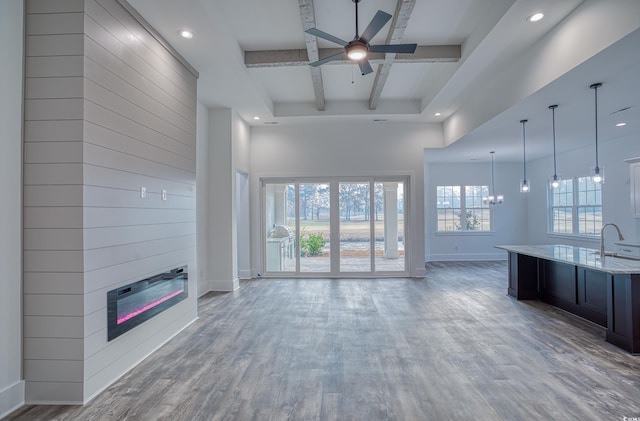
[590,82,604,183]
[519,119,530,193]
[483,151,504,205]
[549,105,560,188]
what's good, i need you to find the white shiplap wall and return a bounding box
[24,0,198,404]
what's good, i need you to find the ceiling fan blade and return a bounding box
[309,51,346,67]
[359,10,392,44]
[358,59,374,75]
[369,43,417,54]
[305,28,349,47]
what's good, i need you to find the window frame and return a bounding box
[436,184,492,233]
[548,176,602,237]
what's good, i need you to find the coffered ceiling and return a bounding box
[127,0,640,162]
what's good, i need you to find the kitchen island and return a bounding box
[496,244,640,354]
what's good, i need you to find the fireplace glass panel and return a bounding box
[107,266,188,341]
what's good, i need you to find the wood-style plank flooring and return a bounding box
[8,262,640,420]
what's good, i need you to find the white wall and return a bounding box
[424,160,529,261]
[206,109,250,291]
[527,132,640,250]
[233,114,251,279]
[0,0,25,417]
[250,122,443,278]
[196,101,209,296]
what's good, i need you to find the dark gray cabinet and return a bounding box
[505,251,640,352]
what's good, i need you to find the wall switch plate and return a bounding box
[161,189,167,200]
[140,186,146,198]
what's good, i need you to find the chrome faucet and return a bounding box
[600,223,624,258]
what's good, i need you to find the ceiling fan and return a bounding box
[305,0,417,75]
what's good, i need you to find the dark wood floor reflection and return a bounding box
[9,262,640,420]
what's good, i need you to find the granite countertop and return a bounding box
[495,244,640,274]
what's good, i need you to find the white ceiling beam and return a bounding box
[245,45,461,67]
[298,0,325,111]
[369,0,416,110]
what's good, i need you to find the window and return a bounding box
[549,176,602,235]
[577,176,602,235]
[436,185,490,232]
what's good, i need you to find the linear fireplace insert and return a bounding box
[107,266,188,341]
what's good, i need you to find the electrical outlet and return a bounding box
[161,189,167,200]
[140,186,146,198]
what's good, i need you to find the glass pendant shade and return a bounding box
[520,119,530,193]
[591,166,605,184]
[590,83,604,184]
[549,105,560,189]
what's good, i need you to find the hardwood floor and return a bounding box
[8,262,640,420]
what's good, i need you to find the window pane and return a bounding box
[436,185,460,209]
[465,185,490,231]
[578,176,601,206]
[467,209,490,231]
[437,208,461,231]
[552,207,573,234]
[578,206,602,235]
[551,179,573,207]
[577,177,602,234]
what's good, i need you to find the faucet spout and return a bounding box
[600,223,625,258]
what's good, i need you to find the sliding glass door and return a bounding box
[299,182,331,273]
[263,178,407,277]
[339,182,371,273]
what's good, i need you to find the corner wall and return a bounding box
[196,101,209,296]
[205,108,250,291]
[0,0,26,417]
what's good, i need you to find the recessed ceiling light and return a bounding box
[178,29,193,39]
[253,116,260,120]
[434,112,441,117]
[616,122,627,127]
[527,12,544,23]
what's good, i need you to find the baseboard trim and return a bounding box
[238,269,252,280]
[426,252,507,262]
[210,278,239,292]
[0,380,25,419]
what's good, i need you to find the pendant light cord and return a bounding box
[354,0,359,38]
[550,105,558,178]
[520,120,528,181]
[591,83,602,171]
[594,85,599,170]
[490,152,495,195]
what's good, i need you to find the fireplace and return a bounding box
[107,266,188,341]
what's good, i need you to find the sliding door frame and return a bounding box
[261,176,409,278]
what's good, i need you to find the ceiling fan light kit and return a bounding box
[346,41,368,60]
[305,0,417,75]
